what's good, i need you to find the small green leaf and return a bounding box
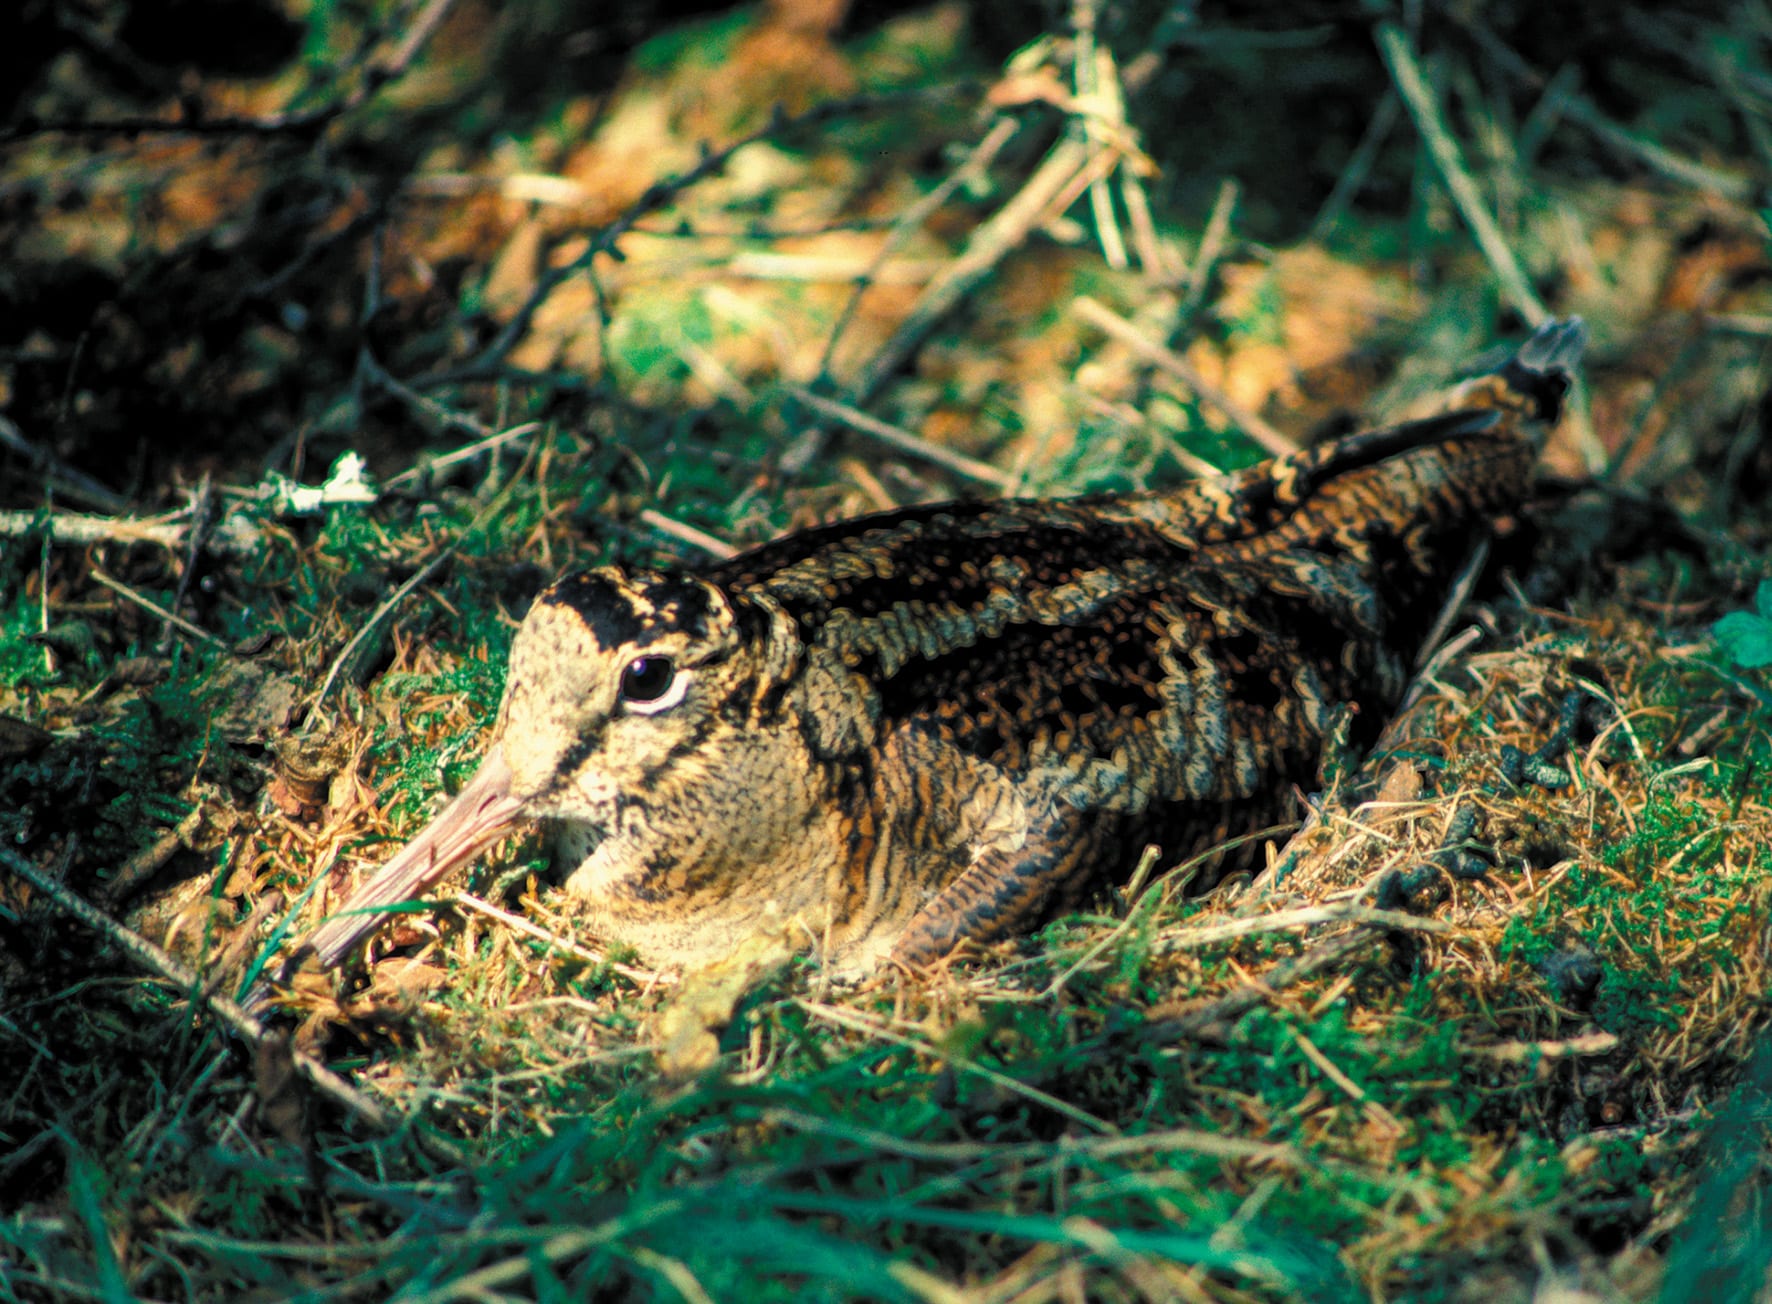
[1714,608,1772,669]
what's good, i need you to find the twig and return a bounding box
[0,509,163,548]
[91,569,228,648]
[457,87,973,381]
[1078,395,1223,479]
[1072,297,1296,455]
[312,420,552,715]
[814,116,1022,381]
[1042,824,1298,1001]
[2,0,461,143]
[1293,1028,1406,1135]
[799,999,1118,1135]
[725,253,945,283]
[766,1107,1301,1167]
[0,416,129,512]
[0,845,393,1134]
[161,475,215,651]
[455,893,668,986]
[785,387,1015,490]
[1473,1031,1619,1064]
[1308,90,1401,241]
[310,543,460,712]
[1180,179,1237,319]
[97,805,207,908]
[360,351,497,438]
[1516,63,1582,169]
[36,529,51,675]
[1413,546,1488,674]
[383,422,543,492]
[1455,18,1752,200]
[1143,930,1371,1042]
[1376,23,1547,327]
[843,129,1102,411]
[1118,165,1167,280]
[1072,0,1128,270]
[1254,621,1482,898]
[0,506,261,555]
[1705,313,1772,339]
[637,509,739,559]
[1154,901,1455,953]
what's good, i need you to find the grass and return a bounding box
[17,583,1763,1301]
[6,2,1772,1301]
[9,566,1771,1299]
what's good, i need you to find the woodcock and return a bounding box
[298,318,1585,977]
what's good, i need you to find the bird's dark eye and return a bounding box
[619,655,676,704]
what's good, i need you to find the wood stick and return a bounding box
[1072,297,1296,455]
[91,569,228,648]
[0,845,395,1134]
[786,388,1015,489]
[0,416,128,512]
[1377,23,1547,327]
[637,508,739,559]
[846,132,1099,411]
[0,507,262,556]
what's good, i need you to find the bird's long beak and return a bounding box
[296,747,527,972]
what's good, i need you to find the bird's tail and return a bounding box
[1440,315,1587,431]
[1120,317,1586,547]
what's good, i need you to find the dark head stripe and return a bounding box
[541,572,647,650]
[540,571,718,650]
[644,575,716,639]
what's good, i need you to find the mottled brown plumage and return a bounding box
[298,319,1584,976]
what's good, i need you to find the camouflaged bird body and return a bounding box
[482,324,1579,972]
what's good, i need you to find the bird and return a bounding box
[294,318,1585,977]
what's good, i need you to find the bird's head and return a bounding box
[298,565,806,971]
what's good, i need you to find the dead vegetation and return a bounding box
[4,1,1772,1300]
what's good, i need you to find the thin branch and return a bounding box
[1474,1031,1619,1064]
[383,422,543,492]
[784,110,1090,476]
[91,569,228,648]
[310,543,460,712]
[0,509,180,549]
[842,128,1104,413]
[455,893,667,986]
[1,0,461,143]
[799,999,1118,1135]
[1153,901,1456,953]
[1071,297,1297,455]
[814,116,1022,381]
[1455,17,1753,200]
[0,416,129,512]
[1308,89,1401,241]
[455,86,975,381]
[1072,0,1128,271]
[161,474,216,651]
[0,845,393,1134]
[785,388,1015,490]
[0,506,262,555]
[637,509,739,560]
[1377,23,1547,327]
[1143,930,1370,1042]
[1179,178,1238,320]
[96,805,206,909]
[1042,823,1298,1000]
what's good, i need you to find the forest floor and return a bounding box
[4,2,1772,1300]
